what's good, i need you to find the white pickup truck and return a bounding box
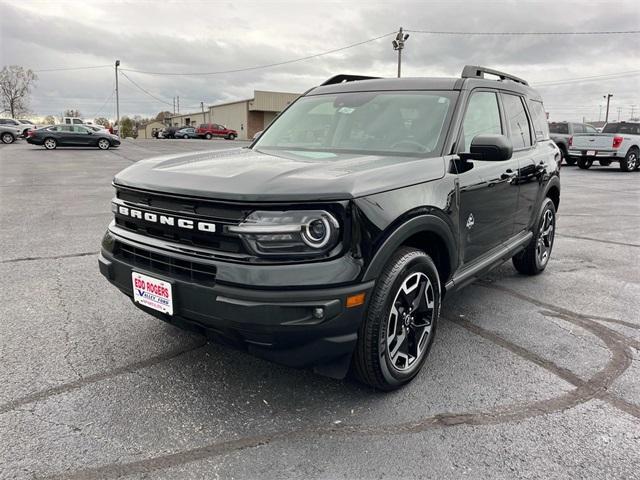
[568,122,640,172]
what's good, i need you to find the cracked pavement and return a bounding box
[0,139,638,479]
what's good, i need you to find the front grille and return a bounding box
[114,186,249,255]
[114,241,217,285]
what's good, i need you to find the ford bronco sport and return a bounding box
[99,66,560,390]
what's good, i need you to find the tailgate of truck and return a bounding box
[571,134,613,150]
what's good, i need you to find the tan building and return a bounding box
[137,120,166,139]
[167,90,299,140]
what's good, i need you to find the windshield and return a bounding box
[254,91,457,157]
[602,123,640,134]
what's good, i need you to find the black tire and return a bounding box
[564,155,576,166]
[353,247,441,391]
[512,198,556,276]
[599,160,611,166]
[183,134,189,139]
[1,132,15,144]
[205,133,212,140]
[97,138,111,150]
[619,148,638,172]
[577,157,592,169]
[43,137,57,150]
[227,133,236,140]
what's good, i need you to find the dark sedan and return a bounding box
[26,125,121,150]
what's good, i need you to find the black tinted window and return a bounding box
[603,123,640,134]
[461,91,502,152]
[527,100,549,140]
[549,123,569,134]
[502,94,532,149]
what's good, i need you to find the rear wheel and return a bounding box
[577,158,592,169]
[353,247,440,390]
[619,148,638,172]
[97,138,111,150]
[205,133,212,140]
[43,137,57,150]
[1,132,15,144]
[513,198,556,276]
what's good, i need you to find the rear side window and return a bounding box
[549,123,569,134]
[527,100,549,140]
[603,123,640,134]
[573,124,585,134]
[502,93,532,149]
[584,124,598,133]
[461,91,502,152]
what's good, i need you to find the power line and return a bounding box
[120,32,396,76]
[406,29,640,36]
[119,70,174,106]
[90,87,116,119]
[534,70,640,86]
[32,65,112,73]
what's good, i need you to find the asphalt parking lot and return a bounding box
[1,139,639,479]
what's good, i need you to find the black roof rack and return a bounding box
[461,65,529,86]
[320,74,381,86]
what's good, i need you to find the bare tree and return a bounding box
[42,115,56,125]
[0,65,37,118]
[94,117,110,127]
[63,109,82,118]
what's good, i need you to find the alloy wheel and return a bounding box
[627,152,637,171]
[536,209,555,267]
[386,272,435,372]
[98,139,110,150]
[44,138,56,149]
[1,133,14,144]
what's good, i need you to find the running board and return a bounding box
[445,231,533,293]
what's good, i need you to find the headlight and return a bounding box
[227,210,340,257]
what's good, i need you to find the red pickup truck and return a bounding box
[196,123,238,140]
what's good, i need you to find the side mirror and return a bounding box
[462,134,513,161]
[252,130,263,141]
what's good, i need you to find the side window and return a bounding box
[48,126,59,132]
[502,94,532,149]
[584,124,598,134]
[73,126,90,134]
[573,124,585,134]
[72,119,83,125]
[461,91,502,152]
[60,125,73,132]
[527,99,549,141]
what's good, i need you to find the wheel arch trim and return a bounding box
[362,214,458,284]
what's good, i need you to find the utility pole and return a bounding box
[392,27,409,78]
[617,107,622,121]
[173,97,176,115]
[201,101,205,123]
[603,94,613,123]
[115,60,120,128]
[631,104,636,119]
[598,105,602,122]
[177,96,180,114]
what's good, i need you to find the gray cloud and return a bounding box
[1,0,638,122]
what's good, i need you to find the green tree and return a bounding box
[95,117,110,127]
[0,65,37,118]
[119,116,134,138]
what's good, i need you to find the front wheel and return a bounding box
[205,133,212,140]
[353,247,440,390]
[97,138,111,150]
[227,133,236,140]
[577,158,592,169]
[43,138,57,150]
[1,132,15,144]
[512,198,556,276]
[620,148,639,172]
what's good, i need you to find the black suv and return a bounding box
[99,66,560,390]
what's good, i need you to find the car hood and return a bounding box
[113,147,446,202]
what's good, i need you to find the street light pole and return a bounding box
[115,60,120,128]
[392,27,409,78]
[603,93,613,123]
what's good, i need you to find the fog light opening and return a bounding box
[312,307,325,319]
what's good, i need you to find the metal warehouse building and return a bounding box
[168,90,299,140]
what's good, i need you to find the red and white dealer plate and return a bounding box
[132,272,173,315]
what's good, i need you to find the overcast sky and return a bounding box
[1,0,638,122]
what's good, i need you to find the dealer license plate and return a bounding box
[132,272,173,315]
[586,150,596,156]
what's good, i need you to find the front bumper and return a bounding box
[99,229,373,376]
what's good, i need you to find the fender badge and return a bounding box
[466,213,475,230]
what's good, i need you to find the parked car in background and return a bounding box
[26,124,121,150]
[63,117,95,126]
[196,123,238,140]
[16,119,37,136]
[549,121,598,166]
[176,127,198,139]
[569,121,640,172]
[161,126,184,139]
[1,124,22,144]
